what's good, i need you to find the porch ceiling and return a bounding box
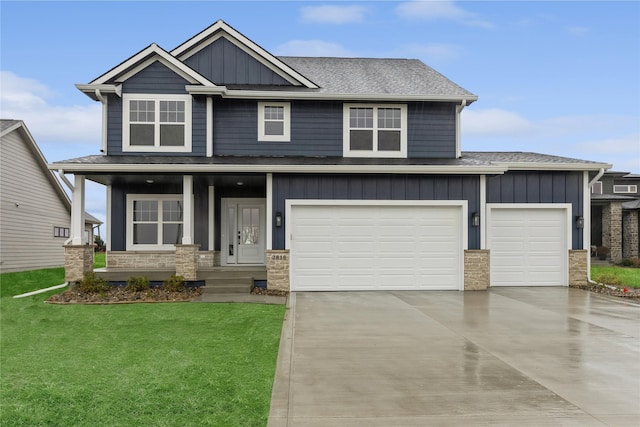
[85,173,266,187]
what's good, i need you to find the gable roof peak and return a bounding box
[171,20,318,89]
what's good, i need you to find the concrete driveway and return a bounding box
[268,288,640,426]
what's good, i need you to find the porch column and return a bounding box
[602,201,623,263]
[64,174,92,282]
[623,210,639,259]
[70,174,86,245]
[182,175,194,245]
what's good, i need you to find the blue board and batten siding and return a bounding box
[214,100,457,158]
[184,37,292,86]
[486,171,584,249]
[271,174,481,250]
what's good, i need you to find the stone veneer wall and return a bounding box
[175,244,199,280]
[622,210,639,259]
[464,250,490,290]
[64,245,94,283]
[568,249,588,287]
[197,251,220,269]
[107,251,175,269]
[266,250,290,291]
[602,202,623,263]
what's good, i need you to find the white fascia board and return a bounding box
[75,84,122,100]
[185,85,478,103]
[494,162,613,171]
[89,43,215,87]
[172,20,318,89]
[48,162,507,175]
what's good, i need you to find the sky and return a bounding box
[1,0,639,224]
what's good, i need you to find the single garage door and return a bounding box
[289,203,464,291]
[488,206,567,287]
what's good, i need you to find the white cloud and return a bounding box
[396,0,494,29]
[0,71,100,144]
[275,40,355,57]
[462,108,534,136]
[300,5,369,24]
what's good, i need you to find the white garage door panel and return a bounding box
[489,208,566,287]
[291,204,463,291]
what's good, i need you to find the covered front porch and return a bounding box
[63,171,288,291]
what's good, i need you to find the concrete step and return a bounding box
[202,276,254,294]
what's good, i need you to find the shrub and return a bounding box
[126,276,150,292]
[619,259,634,267]
[593,272,622,286]
[163,275,187,292]
[77,273,110,294]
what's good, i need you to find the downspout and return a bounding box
[57,169,75,246]
[455,99,467,158]
[94,89,108,154]
[587,168,606,284]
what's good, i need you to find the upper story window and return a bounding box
[123,94,192,152]
[343,104,407,158]
[591,181,603,194]
[258,102,290,142]
[613,184,638,194]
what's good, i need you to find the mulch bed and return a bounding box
[571,282,640,300]
[47,286,202,304]
[251,287,289,297]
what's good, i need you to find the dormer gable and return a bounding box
[76,43,221,100]
[171,20,318,88]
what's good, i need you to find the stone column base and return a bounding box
[623,210,639,259]
[464,250,490,290]
[175,244,200,280]
[569,249,588,287]
[64,245,94,283]
[266,250,290,291]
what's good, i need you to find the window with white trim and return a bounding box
[258,102,290,141]
[613,184,638,194]
[123,94,192,152]
[343,104,407,157]
[126,195,183,250]
[591,181,603,194]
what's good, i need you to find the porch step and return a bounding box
[201,277,254,294]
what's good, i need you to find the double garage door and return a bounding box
[289,202,465,291]
[288,202,570,291]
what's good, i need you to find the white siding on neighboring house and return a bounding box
[0,122,72,272]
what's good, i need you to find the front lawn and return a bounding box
[1,269,285,426]
[591,266,640,288]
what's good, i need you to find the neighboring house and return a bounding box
[0,120,101,273]
[591,171,640,262]
[52,20,611,291]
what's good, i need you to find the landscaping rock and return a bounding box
[47,286,202,304]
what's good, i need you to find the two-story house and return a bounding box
[51,20,611,291]
[591,171,640,262]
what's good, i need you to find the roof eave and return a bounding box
[185,85,478,103]
[49,162,506,175]
[492,161,612,171]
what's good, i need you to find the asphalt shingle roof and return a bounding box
[277,57,476,98]
[0,119,20,133]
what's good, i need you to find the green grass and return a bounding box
[1,269,285,426]
[591,266,640,287]
[94,251,106,268]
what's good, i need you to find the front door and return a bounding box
[222,198,266,265]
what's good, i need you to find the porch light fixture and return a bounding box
[145,179,154,184]
[236,181,244,186]
[471,212,480,227]
[275,212,282,227]
[576,216,584,229]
